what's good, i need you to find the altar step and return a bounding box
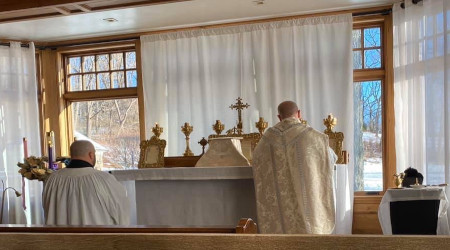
[0,218,257,234]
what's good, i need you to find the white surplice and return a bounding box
[252,117,336,234]
[43,168,130,226]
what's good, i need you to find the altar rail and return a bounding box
[0,218,257,234]
[0,233,449,249]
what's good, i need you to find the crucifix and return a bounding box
[229,97,250,135]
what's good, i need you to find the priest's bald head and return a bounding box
[277,101,301,121]
[70,140,96,167]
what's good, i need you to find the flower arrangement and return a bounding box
[17,156,54,181]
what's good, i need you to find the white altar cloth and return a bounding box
[112,166,255,227]
[111,166,253,181]
[378,187,450,235]
[111,165,352,233]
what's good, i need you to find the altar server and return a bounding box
[252,101,336,234]
[43,140,130,225]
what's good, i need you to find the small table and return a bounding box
[378,187,450,235]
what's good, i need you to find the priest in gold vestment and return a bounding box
[252,101,337,234]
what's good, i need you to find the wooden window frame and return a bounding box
[65,48,137,91]
[56,40,146,154]
[353,14,395,197]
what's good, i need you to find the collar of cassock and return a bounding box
[67,159,94,168]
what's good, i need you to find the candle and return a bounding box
[22,137,28,158]
[48,141,53,167]
[50,131,56,162]
[22,137,27,210]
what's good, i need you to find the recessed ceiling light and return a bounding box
[103,18,118,23]
[253,0,265,5]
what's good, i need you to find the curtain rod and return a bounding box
[41,38,138,50]
[0,42,48,50]
[352,8,391,17]
[0,42,30,48]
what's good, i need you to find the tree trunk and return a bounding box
[354,83,365,191]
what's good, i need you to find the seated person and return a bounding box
[43,140,130,225]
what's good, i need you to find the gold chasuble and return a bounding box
[252,117,335,234]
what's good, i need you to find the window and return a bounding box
[353,23,386,192]
[67,51,137,92]
[63,46,141,170]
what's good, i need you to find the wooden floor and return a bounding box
[1,233,450,250]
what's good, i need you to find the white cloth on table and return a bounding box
[378,187,450,235]
[252,118,337,234]
[43,167,130,226]
[333,164,353,234]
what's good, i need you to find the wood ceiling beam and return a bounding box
[0,0,189,13]
[73,4,92,12]
[0,1,91,12]
[53,7,72,15]
[0,0,190,24]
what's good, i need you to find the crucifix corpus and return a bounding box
[229,97,250,135]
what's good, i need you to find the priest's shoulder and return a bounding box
[302,126,329,141]
[95,169,119,179]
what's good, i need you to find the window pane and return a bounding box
[71,98,140,170]
[352,29,361,49]
[126,70,137,87]
[69,75,82,91]
[96,54,109,71]
[111,53,124,70]
[437,35,444,56]
[83,74,96,90]
[353,51,362,69]
[364,49,381,68]
[98,73,110,89]
[112,72,125,88]
[65,50,136,93]
[83,56,95,73]
[437,13,444,33]
[126,52,136,69]
[364,27,381,48]
[426,38,434,59]
[69,57,81,74]
[354,80,383,191]
[425,71,445,185]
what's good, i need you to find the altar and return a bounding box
[111,166,256,227]
[110,164,352,233]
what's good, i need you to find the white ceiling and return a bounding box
[0,0,398,43]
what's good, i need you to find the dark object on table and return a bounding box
[401,167,423,187]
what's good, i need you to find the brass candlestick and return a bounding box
[213,120,225,135]
[152,123,163,139]
[181,122,194,156]
[393,173,405,188]
[255,117,268,135]
[198,137,208,155]
[323,113,337,133]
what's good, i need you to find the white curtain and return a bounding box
[0,42,43,224]
[393,0,450,185]
[141,14,354,233]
